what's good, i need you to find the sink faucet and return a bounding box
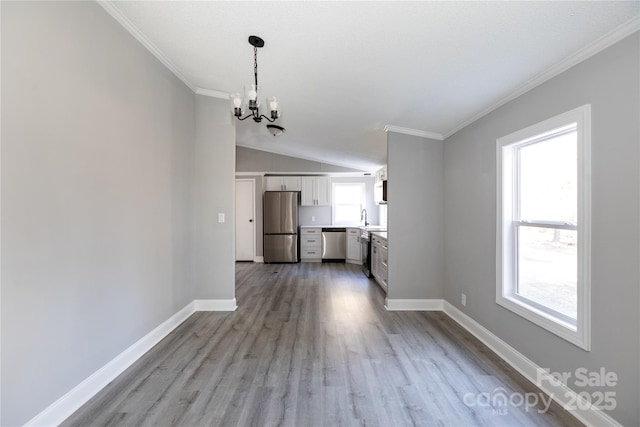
[361,208,369,226]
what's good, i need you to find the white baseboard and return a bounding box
[384,298,443,311]
[254,256,264,263]
[194,298,237,311]
[442,301,621,427]
[24,301,196,427]
[26,295,617,427]
[25,298,236,427]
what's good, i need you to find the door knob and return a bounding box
[249,219,253,222]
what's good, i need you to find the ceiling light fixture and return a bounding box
[230,35,282,126]
[266,124,286,137]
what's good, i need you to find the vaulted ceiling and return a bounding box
[101,1,639,171]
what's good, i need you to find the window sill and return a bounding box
[496,294,590,351]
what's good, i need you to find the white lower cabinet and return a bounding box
[346,228,361,264]
[371,235,388,293]
[300,228,322,261]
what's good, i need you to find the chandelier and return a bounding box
[230,36,284,135]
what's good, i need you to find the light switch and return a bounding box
[218,213,225,223]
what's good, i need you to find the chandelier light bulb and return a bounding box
[247,84,258,101]
[231,94,242,108]
[230,93,244,117]
[269,97,278,111]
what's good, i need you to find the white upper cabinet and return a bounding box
[375,166,387,184]
[300,177,314,205]
[315,177,331,205]
[264,176,301,191]
[283,176,302,191]
[301,176,331,206]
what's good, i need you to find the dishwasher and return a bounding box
[321,227,346,261]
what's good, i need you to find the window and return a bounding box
[497,105,591,350]
[332,182,366,225]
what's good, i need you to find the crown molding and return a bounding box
[98,1,234,99]
[195,88,230,99]
[443,16,640,139]
[96,1,196,92]
[384,125,444,141]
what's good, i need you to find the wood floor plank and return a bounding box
[62,262,583,427]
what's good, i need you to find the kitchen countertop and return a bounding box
[361,225,387,231]
[299,224,382,229]
[371,231,387,240]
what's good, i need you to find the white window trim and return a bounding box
[496,105,591,351]
[331,182,366,225]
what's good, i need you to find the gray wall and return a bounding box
[299,206,332,226]
[237,146,365,173]
[193,96,236,298]
[1,2,235,425]
[387,133,444,300]
[443,33,639,425]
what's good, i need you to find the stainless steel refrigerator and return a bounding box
[263,191,299,263]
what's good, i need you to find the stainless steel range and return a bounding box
[361,228,372,277]
[361,226,387,278]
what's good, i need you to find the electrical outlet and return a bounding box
[218,213,225,223]
[461,293,467,307]
[311,216,315,222]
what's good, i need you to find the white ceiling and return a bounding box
[101,1,639,171]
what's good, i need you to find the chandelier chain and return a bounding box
[254,46,258,88]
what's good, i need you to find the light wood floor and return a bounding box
[63,262,582,426]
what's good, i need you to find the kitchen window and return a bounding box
[496,105,591,350]
[332,182,366,225]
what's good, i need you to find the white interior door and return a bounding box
[235,179,255,261]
